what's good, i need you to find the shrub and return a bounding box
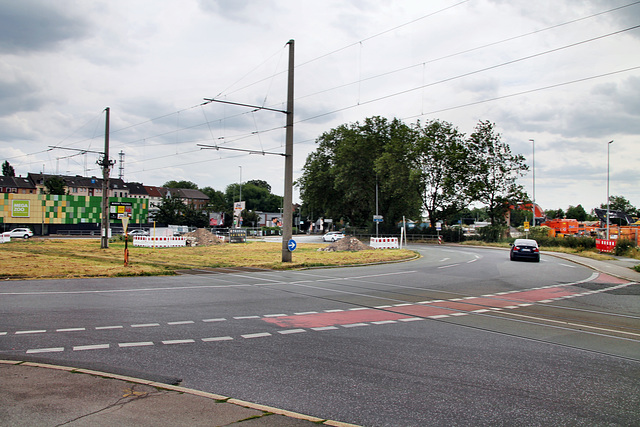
[478,225,507,242]
[615,239,636,256]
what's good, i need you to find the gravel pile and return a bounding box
[183,228,224,246]
[319,236,373,252]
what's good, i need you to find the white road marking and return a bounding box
[131,323,160,328]
[202,336,233,342]
[74,344,109,351]
[202,318,226,322]
[95,325,123,330]
[263,314,288,317]
[342,323,368,328]
[278,329,306,334]
[162,339,195,345]
[241,332,272,339]
[15,330,46,335]
[26,347,64,354]
[294,311,318,315]
[399,317,424,322]
[371,320,397,325]
[167,321,194,325]
[311,326,339,331]
[57,328,85,332]
[234,316,260,320]
[118,341,154,347]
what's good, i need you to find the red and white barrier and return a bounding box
[596,238,616,253]
[133,236,187,248]
[0,232,10,244]
[370,237,399,249]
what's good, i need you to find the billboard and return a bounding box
[11,200,30,218]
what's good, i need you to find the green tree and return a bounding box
[163,180,199,189]
[466,121,528,226]
[409,119,471,228]
[201,186,228,211]
[152,196,208,226]
[600,195,638,216]
[565,204,588,221]
[299,116,421,229]
[225,182,282,212]
[44,176,67,195]
[246,180,271,192]
[2,160,15,176]
[545,208,565,219]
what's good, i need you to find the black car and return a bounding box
[510,238,540,262]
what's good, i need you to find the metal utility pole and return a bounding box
[99,107,115,249]
[606,140,613,240]
[282,39,295,262]
[530,139,535,226]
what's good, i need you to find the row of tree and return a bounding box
[153,179,283,227]
[297,116,529,231]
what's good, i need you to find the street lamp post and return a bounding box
[607,140,613,240]
[530,139,535,227]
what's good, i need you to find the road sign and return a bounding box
[524,221,530,231]
[288,239,297,252]
[436,222,442,231]
[373,215,383,223]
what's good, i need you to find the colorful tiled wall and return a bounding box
[0,194,148,224]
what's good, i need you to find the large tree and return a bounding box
[466,121,528,226]
[298,116,420,229]
[163,180,199,189]
[2,160,15,176]
[44,176,67,195]
[409,120,471,227]
[600,195,638,216]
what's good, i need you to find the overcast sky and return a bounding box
[1,0,639,214]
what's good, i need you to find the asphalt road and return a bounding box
[1,244,638,426]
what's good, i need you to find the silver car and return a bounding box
[8,228,34,239]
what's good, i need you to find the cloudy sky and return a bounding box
[1,0,639,214]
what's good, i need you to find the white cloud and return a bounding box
[0,0,638,212]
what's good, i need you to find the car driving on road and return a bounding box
[7,228,34,239]
[510,238,540,262]
[323,231,345,242]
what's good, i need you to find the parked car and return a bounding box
[8,228,34,239]
[323,231,345,242]
[127,229,149,236]
[510,238,540,262]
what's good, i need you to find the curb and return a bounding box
[0,359,360,427]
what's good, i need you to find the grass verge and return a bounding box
[0,239,418,280]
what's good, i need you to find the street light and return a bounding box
[530,139,535,226]
[238,166,242,203]
[606,140,613,240]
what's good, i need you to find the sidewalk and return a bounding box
[546,251,640,283]
[0,360,356,427]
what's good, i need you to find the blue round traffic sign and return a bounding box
[287,239,297,251]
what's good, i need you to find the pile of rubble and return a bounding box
[319,236,373,252]
[183,228,224,246]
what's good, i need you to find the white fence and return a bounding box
[133,236,186,248]
[369,237,399,249]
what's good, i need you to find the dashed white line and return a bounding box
[118,341,154,348]
[311,326,339,331]
[15,330,46,335]
[371,320,397,325]
[26,347,64,354]
[399,317,424,322]
[202,318,226,322]
[241,332,272,339]
[167,321,194,325]
[131,323,160,328]
[294,311,318,315]
[95,325,123,330]
[263,314,287,318]
[202,336,233,342]
[57,328,85,332]
[162,339,195,345]
[278,329,306,335]
[342,323,368,328]
[234,316,260,320]
[74,344,109,351]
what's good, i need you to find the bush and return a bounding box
[615,239,636,256]
[478,225,507,242]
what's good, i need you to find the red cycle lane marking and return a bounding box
[262,274,629,329]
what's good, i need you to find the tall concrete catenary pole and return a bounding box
[606,140,613,240]
[282,39,295,262]
[100,107,111,249]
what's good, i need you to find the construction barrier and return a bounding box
[596,238,616,253]
[0,232,10,244]
[133,236,187,248]
[370,237,399,249]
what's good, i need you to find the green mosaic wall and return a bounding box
[0,194,148,225]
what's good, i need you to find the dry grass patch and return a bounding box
[0,239,417,280]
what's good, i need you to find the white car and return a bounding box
[8,228,34,239]
[128,229,149,236]
[323,231,345,242]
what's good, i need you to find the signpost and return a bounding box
[119,213,130,267]
[288,239,297,252]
